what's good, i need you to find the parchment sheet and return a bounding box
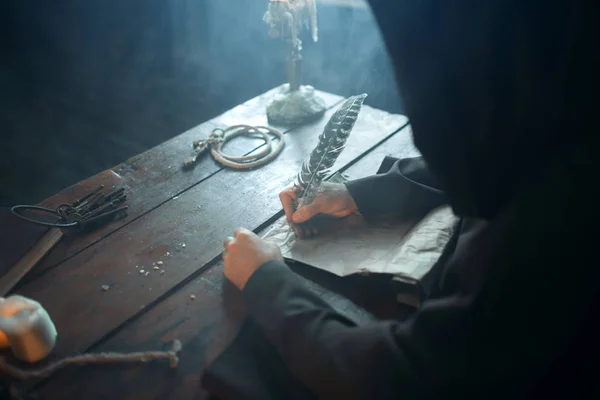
[262,206,459,279]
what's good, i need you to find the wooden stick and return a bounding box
[0,228,64,297]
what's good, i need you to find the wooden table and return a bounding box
[0,87,420,399]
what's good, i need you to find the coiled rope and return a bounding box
[184,125,285,169]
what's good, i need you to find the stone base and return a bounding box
[266,84,327,126]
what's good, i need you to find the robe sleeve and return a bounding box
[242,155,598,398]
[242,260,461,399]
[344,156,448,221]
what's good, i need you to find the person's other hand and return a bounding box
[279,182,359,239]
[223,227,283,290]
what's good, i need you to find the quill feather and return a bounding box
[295,93,368,208]
[277,93,367,247]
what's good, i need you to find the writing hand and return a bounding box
[278,182,359,239]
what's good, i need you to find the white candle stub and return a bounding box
[0,295,57,363]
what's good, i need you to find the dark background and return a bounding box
[0,0,402,205]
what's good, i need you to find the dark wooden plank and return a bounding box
[32,260,377,400]
[0,228,63,296]
[4,89,342,282]
[0,207,49,277]
[64,266,387,400]
[0,169,122,277]
[34,124,419,400]
[14,105,408,360]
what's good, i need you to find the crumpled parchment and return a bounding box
[262,206,459,280]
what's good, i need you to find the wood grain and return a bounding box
[33,124,418,400]
[0,228,64,296]
[14,104,407,363]
[5,89,342,285]
[0,207,49,278]
[31,260,379,400]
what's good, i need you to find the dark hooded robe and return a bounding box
[202,1,600,398]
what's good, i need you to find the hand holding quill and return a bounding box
[284,93,368,239]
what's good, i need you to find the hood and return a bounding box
[367,0,597,219]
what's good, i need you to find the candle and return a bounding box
[0,295,57,363]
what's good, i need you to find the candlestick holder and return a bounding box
[263,0,327,126]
